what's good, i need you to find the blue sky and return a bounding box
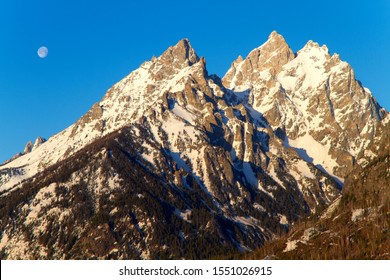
[0,0,389,162]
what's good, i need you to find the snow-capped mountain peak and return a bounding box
[0,39,205,192]
[223,33,386,178]
[2,33,386,192]
[1,33,388,259]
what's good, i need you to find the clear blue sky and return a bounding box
[0,0,389,162]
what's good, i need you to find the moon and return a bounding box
[37,46,48,58]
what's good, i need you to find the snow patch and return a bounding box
[283,227,317,253]
[253,203,266,212]
[283,240,298,252]
[320,196,341,220]
[268,163,285,189]
[242,162,258,187]
[171,103,195,124]
[295,160,315,179]
[351,208,365,222]
[278,214,289,226]
[174,209,192,221]
[234,215,262,229]
[284,134,343,184]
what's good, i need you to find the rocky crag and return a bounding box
[0,32,386,259]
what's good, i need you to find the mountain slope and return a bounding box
[245,116,390,259]
[0,32,387,259]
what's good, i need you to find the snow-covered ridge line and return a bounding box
[0,39,204,192]
[223,31,386,179]
[1,31,386,193]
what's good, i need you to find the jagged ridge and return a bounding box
[0,32,387,259]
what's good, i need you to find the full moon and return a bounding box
[37,46,48,58]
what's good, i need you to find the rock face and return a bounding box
[223,31,386,179]
[223,31,294,88]
[0,32,387,259]
[33,137,46,151]
[248,117,390,259]
[23,141,33,154]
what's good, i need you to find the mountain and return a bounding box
[223,31,385,180]
[0,32,387,259]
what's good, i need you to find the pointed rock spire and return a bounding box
[267,30,288,45]
[145,38,203,82]
[23,141,33,154]
[223,31,294,88]
[160,38,199,67]
[33,137,46,151]
[251,31,294,69]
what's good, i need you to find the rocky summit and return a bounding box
[0,32,387,259]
